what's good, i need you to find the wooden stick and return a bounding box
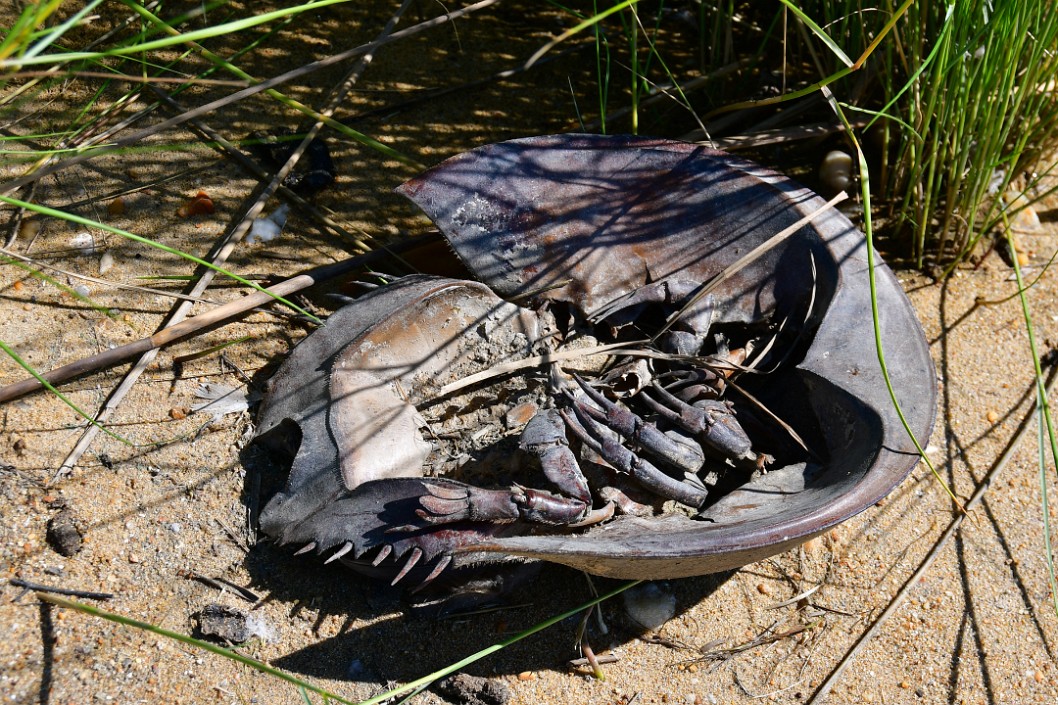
[49,0,418,479]
[10,578,113,600]
[0,242,426,405]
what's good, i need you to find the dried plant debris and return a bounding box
[192,383,255,419]
[193,603,276,644]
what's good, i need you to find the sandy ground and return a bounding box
[3,3,1058,704]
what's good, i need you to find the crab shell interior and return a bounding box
[393,134,936,579]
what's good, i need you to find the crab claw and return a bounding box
[263,475,517,590]
[569,375,705,474]
[641,384,756,465]
[560,407,709,510]
[519,408,592,504]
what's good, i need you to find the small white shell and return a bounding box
[819,150,853,193]
[69,231,97,255]
[98,251,115,275]
[247,203,291,244]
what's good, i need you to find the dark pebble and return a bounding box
[194,603,252,644]
[434,672,511,705]
[46,509,83,556]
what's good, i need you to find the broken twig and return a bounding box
[10,578,113,600]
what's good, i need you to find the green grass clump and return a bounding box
[882,1,1058,267]
[564,1,1058,266]
[759,0,1058,267]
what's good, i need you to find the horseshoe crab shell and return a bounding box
[255,134,936,581]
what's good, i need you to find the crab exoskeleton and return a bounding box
[252,135,936,591]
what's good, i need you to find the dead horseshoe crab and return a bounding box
[252,134,936,591]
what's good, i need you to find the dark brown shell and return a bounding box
[256,134,936,580]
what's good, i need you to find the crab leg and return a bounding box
[415,480,606,527]
[560,407,709,509]
[641,384,756,465]
[569,375,705,474]
[658,368,725,400]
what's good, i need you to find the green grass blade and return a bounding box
[354,579,640,705]
[22,0,108,61]
[0,0,64,62]
[121,2,421,168]
[1006,233,1058,618]
[36,593,363,705]
[527,0,639,68]
[1,0,359,68]
[0,340,135,446]
[38,580,640,705]
[1,254,120,320]
[0,196,321,324]
[824,86,963,511]
[777,0,852,67]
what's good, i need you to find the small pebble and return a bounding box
[435,672,511,705]
[505,401,538,429]
[107,197,125,216]
[42,493,65,509]
[18,218,41,241]
[247,203,290,244]
[46,508,83,557]
[345,659,377,681]
[986,410,999,423]
[756,583,770,595]
[176,190,214,218]
[1006,192,1042,231]
[819,150,853,193]
[517,671,534,681]
[169,407,189,420]
[194,603,274,644]
[622,581,676,633]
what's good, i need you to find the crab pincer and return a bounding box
[415,410,613,528]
